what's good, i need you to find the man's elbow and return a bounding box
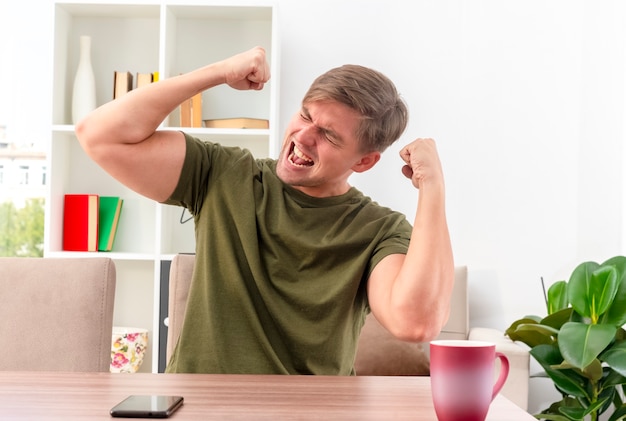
[75,118,93,152]
[75,117,107,162]
[388,316,448,343]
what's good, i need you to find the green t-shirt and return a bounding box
[165,133,411,374]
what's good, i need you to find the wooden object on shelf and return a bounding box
[180,98,191,127]
[179,93,202,128]
[136,72,154,89]
[113,71,133,99]
[98,196,123,252]
[203,117,269,129]
[63,194,99,252]
[191,93,202,128]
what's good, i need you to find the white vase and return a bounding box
[71,35,96,125]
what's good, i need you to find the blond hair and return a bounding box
[303,65,408,152]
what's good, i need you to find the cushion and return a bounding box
[354,313,430,376]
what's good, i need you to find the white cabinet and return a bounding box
[44,0,279,372]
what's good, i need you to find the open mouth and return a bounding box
[288,143,314,167]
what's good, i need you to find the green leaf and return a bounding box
[517,323,559,336]
[586,394,612,415]
[601,367,626,389]
[601,341,626,377]
[530,344,588,399]
[548,281,569,314]
[536,414,573,421]
[597,387,617,415]
[559,322,617,369]
[538,398,582,421]
[550,358,603,383]
[559,395,610,420]
[568,261,599,319]
[535,414,572,421]
[602,256,626,326]
[542,308,574,330]
[506,318,554,348]
[508,330,553,348]
[608,405,626,421]
[558,408,584,420]
[581,359,603,382]
[568,262,619,323]
[506,317,537,335]
[553,395,592,421]
[529,343,562,366]
[610,388,624,415]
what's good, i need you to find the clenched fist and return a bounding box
[399,138,445,190]
[222,46,271,91]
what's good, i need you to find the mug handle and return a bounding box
[491,352,510,401]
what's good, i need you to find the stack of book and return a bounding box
[113,71,158,99]
[203,117,269,129]
[63,194,124,252]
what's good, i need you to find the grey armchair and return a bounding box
[0,257,116,372]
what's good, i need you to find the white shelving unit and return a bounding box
[44,0,280,373]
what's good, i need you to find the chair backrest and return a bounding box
[166,253,196,361]
[166,253,468,376]
[0,257,116,372]
[354,265,468,375]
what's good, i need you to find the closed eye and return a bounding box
[300,111,311,122]
[322,129,340,146]
[300,107,342,147]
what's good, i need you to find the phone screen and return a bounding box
[110,395,184,418]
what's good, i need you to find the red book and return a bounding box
[63,194,99,251]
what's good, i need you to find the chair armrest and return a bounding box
[468,327,530,411]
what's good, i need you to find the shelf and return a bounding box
[55,3,161,19]
[44,251,158,261]
[52,125,271,155]
[47,0,279,374]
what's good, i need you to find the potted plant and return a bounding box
[505,256,626,421]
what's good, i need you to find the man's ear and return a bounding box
[352,151,381,173]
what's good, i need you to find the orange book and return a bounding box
[191,93,202,127]
[63,194,99,251]
[180,98,191,127]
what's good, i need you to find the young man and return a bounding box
[76,47,454,374]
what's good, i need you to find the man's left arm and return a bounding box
[366,138,454,342]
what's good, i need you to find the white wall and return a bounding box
[276,2,625,412]
[4,0,623,327]
[0,2,54,145]
[2,0,625,413]
[278,0,626,331]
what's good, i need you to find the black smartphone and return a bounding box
[110,395,184,418]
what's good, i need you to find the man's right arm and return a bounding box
[75,47,270,202]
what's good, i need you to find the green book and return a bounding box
[98,196,123,251]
